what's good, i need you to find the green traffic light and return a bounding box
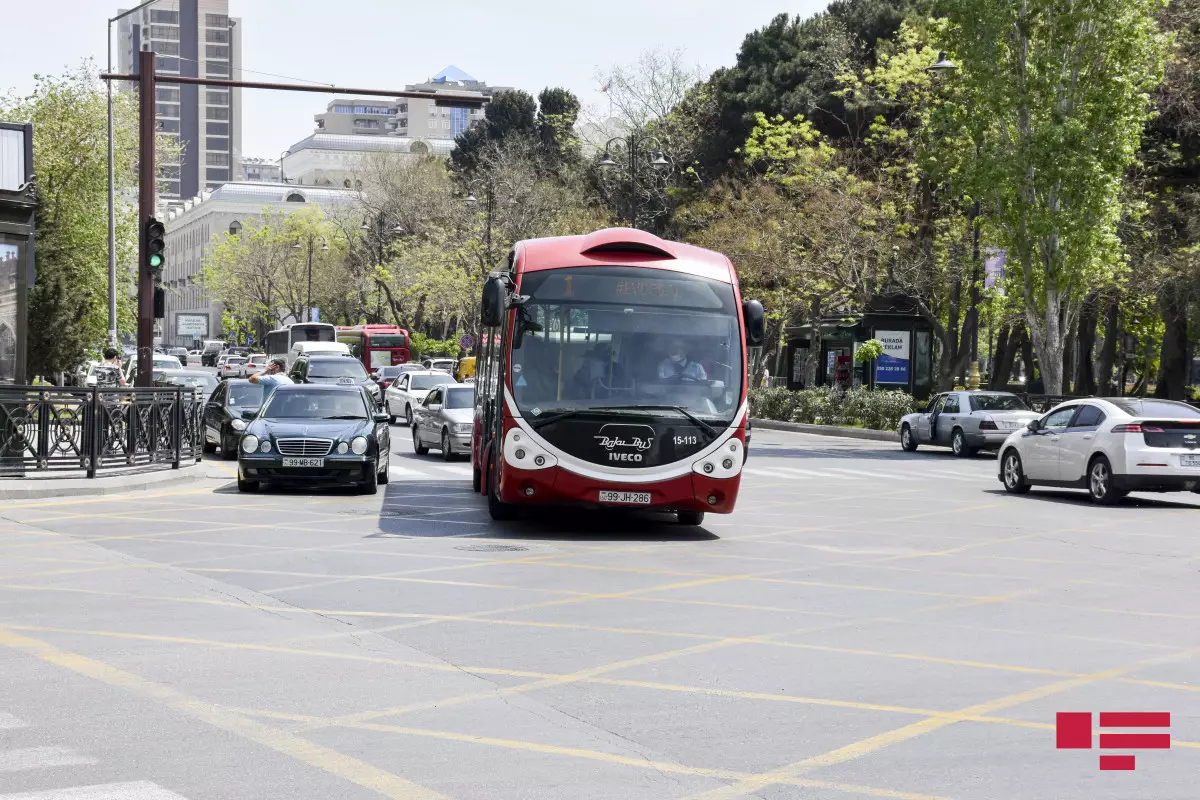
[149,254,163,268]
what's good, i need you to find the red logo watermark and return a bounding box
[1057,712,1171,770]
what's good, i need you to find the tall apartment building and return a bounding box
[312,66,503,141]
[117,0,242,204]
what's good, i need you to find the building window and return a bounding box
[205,44,230,59]
[353,105,391,115]
[206,168,229,182]
[397,103,408,113]
[158,119,180,133]
[155,56,180,73]
[206,91,229,105]
[410,141,428,155]
[205,137,228,150]
[156,87,180,103]
[229,221,242,235]
[150,9,179,23]
[153,40,180,55]
[428,120,436,129]
[397,118,407,128]
[205,13,229,27]
[206,153,229,166]
[285,193,305,203]
[353,119,380,130]
[206,62,230,77]
[332,104,353,114]
[157,104,180,118]
[206,122,229,136]
[206,29,230,43]
[207,107,230,121]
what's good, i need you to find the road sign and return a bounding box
[459,333,475,350]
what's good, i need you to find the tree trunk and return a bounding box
[987,325,1011,390]
[804,296,822,388]
[411,294,428,333]
[1153,289,1189,400]
[1061,312,1076,394]
[1074,291,1099,396]
[1028,286,1065,394]
[1020,334,1036,391]
[1096,293,1119,394]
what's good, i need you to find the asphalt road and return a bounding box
[0,426,1198,800]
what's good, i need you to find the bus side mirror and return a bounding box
[481,277,506,327]
[743,300,766,347]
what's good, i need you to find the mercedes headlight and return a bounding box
[337,442,349,454]
[259,439,272,453]
[350,436,368,455]
[454,423,472,434]
[241,434,259,454]
[231,418,247,431]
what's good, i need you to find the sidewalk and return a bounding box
[0,460,235,501]
[750,418,897,442]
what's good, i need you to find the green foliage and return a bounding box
[450,89,538,175]
[1,61,180,376]
[855,338,885,363]
[749,386,917,430]
[408,333,461,360]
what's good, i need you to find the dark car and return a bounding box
[202,379,264,460]
[369,364,420,393]
[289,355,382,407]
[236,384,391,494]
[153,369,220,404]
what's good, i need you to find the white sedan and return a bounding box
[384,369,452,425]
[998,397,1200,504]
[240,353,267,377]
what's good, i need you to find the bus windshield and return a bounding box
[509,266,743,422]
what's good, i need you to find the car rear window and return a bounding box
[1106,399,1200,419]
[969,394,1028,412]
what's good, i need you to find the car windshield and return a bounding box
[969,394,1028,412]
[1107,398,1200,419]
[445,388,474,409]
[228,383,264,407]
[263,390,367,419]
[509,266,743,422]
[410,375,446,390]
[161,374,217,393]
[308,360,367,379]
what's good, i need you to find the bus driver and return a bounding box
[657,338,707,382]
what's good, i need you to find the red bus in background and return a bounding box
[337,325,411,371]
[472,227,765,525]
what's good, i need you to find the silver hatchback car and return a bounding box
[411,382,475,461]
[899,390,1040,456]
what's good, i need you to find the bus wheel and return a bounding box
[677,510,705,526]
[472,463,482,492]
[487,464,517,521]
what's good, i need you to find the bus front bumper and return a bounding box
[497,464,740,514]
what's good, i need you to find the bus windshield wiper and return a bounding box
[527,409,578,430]
[590,405,719,439]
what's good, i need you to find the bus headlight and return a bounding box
[231,418,247,431]
[241,435,259,454]
[692,437,743,479]
[350,436,368,455]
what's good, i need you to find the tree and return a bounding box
[535,87,582,171]
[942,0,1169,393]
[449,89,537,175]
[0,62,179,377]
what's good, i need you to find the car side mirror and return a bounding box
[1026,419,1041,432]
[373,412,389,423]
[481,276,506,327]
[743,300,766,347]
[427,403,442,412]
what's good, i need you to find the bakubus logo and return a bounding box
[594,424,655,463]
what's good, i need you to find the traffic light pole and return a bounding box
[136,49,156,388]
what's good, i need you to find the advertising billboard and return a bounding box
[874,330,911,385]
[175,313,209,337]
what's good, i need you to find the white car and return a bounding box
[122,354,183,383]
[998,397,1200,504]
[240,353,267,377]
[384,369,452,425]
[218,356,246,380]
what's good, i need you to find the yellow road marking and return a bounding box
[0,627,448,799]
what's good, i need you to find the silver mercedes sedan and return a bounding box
[411,382,475,461]
[899,390,1041,456]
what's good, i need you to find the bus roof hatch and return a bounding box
[578,228,676,259]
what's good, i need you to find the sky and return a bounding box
[1,0,827,160]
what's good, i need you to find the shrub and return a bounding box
[748,386,917,430]
[410,333,462,361]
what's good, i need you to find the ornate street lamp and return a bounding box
[598,131,671,229]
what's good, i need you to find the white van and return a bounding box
[287,341,350,368]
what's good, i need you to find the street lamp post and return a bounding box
[466,178,494,266]
[292,236,328,322]
[360,214,405,322]
[597,131,670,229]
[925,51,983,390]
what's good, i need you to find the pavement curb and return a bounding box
[0,463,221,501]
[750,418,897,443]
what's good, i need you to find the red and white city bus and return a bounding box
[336,325,411,372]
[472,228,765,524]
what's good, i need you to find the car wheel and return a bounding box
[388,411,397,425]
[203,436,216,454]
[360,461,379,495]
[1001,449,1031,494]
[441,429,455,462]
[1088,455,1126,505]
[404,404,413,425]
[377,450,390,485]
[412,425,429,456]
[487,457,517,521]
[237,476,259,492]
[677,510,706,526]
[951,428,974,457]
[221,432,237,461]
[900,424,918,452]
